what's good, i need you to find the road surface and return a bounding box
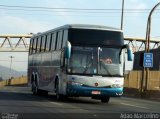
[0,86,159,119]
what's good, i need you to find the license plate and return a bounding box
[91,91,101,95]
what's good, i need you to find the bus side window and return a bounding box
[41,35,46,52]
[39,36,43,52]
[33,38,37,54]
[49,33,53,51]
[51,33,56,51]
[29,39,33,54]
[35,37,39,53]
[62,30,68,48]
[44,35,48,52]
[36,37,41,53]
[57,31,63,50]
[46,33,51,51]
[55,32,58,50]
[61,30,64,48]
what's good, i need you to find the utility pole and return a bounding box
[121,0,124,30]
[141,2,160,96]
[9,56,14,79]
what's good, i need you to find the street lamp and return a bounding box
[141,2,160,94]
[145,2,160,52]
[9,56,14,79]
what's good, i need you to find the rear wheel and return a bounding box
[39,89,48,96]
[32,81,48,96]
[101,97,110,103]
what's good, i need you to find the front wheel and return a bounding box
[101,97,110,103]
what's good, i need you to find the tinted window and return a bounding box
[54,32,58,50]
[39,36,43,52]
[29,39,33,54]
[68,29,124,46]
[41,36,46,52]
[36,37,41,53]
[49,33,53,51]
[35,38,39,53]
[44,35,48,51]
[46,34,51,51]
[51,33,56,51]
[57,31,63,49]
[62,30,68,48]
[33,38,37,54]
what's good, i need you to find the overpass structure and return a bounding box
[0,34,32,52]
[0,34,159,52]
[125,37,160,52]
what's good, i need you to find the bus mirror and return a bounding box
[125,45,133,61]
[64,41,71,59]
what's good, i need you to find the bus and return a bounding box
[28,24,133,103]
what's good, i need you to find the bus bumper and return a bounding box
[66,84,123,97]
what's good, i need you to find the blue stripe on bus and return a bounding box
[67,84,123,97]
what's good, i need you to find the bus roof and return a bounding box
[32,24,122,37]
[63,24,121,31]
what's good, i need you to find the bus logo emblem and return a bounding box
[95,82,99,87]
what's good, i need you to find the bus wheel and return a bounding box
[32,81,38,95]
[101,97,110,103]
[41,90,48,96]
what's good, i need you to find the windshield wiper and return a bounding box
[83,53,94,73]
[83,59,93,73]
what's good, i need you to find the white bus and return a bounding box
[28,24,132,103]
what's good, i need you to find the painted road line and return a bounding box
[120,103,149,109]
[50,102,63,106]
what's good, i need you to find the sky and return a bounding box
[0,0,160,72]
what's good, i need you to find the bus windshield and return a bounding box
[68,29,124,46]
[67,46,123,76]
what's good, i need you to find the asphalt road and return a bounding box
[0,86,160,119]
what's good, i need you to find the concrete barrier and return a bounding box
[0,80,9,87]
[124,71,160,90]
[124,71,160,100]
[0,72,160,100]
[0,76,27,87]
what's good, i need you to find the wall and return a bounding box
[0,76,27,87]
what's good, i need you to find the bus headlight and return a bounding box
[111,84,123,88]
[68,81,83,86]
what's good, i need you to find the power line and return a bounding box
[0,4,160,18]
[1,11,160,18]
[0,60,27,62]
[0,4,160,11]
[0,4,127,11]
[0,4,160,19]
[2,7,160,14]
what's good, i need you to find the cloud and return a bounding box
[41,0,76,23]
[125,0,147,17]
[0,14,52,34]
